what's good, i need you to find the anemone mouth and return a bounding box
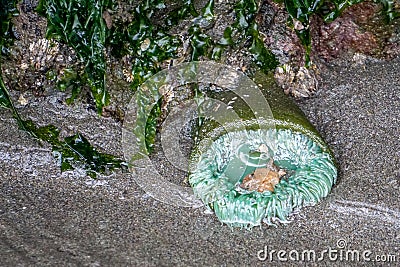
[189,128,337,228]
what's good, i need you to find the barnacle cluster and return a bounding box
[274,64,318,97]
[25,38,60,70]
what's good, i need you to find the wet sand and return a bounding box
[1,57,399,266]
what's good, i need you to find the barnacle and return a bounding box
[26,38,61,70]
[274,64,318,97]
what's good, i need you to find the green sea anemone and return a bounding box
[123,61,337,227]
[188,71,337,228]
[189,127,336,228]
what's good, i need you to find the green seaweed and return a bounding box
[1,72,126,177]
[0,72,12,110]
[233,0,257,29]
[160,0,279,70]
[1,77,126,177]
[283,0,323,67]
[166,0,198,26]
[37,0,113,113]
[106,1,184,152]
[0,0,18,109]
[1,0,126,177]
[233,0,279,72]
[0,70,27,131]
[202,0,215,22]
[145,98,162,153]
[322,0,364,22]
[249,23,279,73]
[323,0,399,22]
[107,0,181,90]
[181,0,217,60]
[35,0,279,155]
[119,0,206,151]
[210,27,234,60]
[22,120,126,177]
[379,0,400,22]
[0,0,19,55]
[186,0,278,69]
[189,25,212,60]
[0,0,26,129]
[56,67,85,105]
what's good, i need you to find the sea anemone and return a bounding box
[124,61,337,227]
[189,127,336,228]
[188,71,337,228]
